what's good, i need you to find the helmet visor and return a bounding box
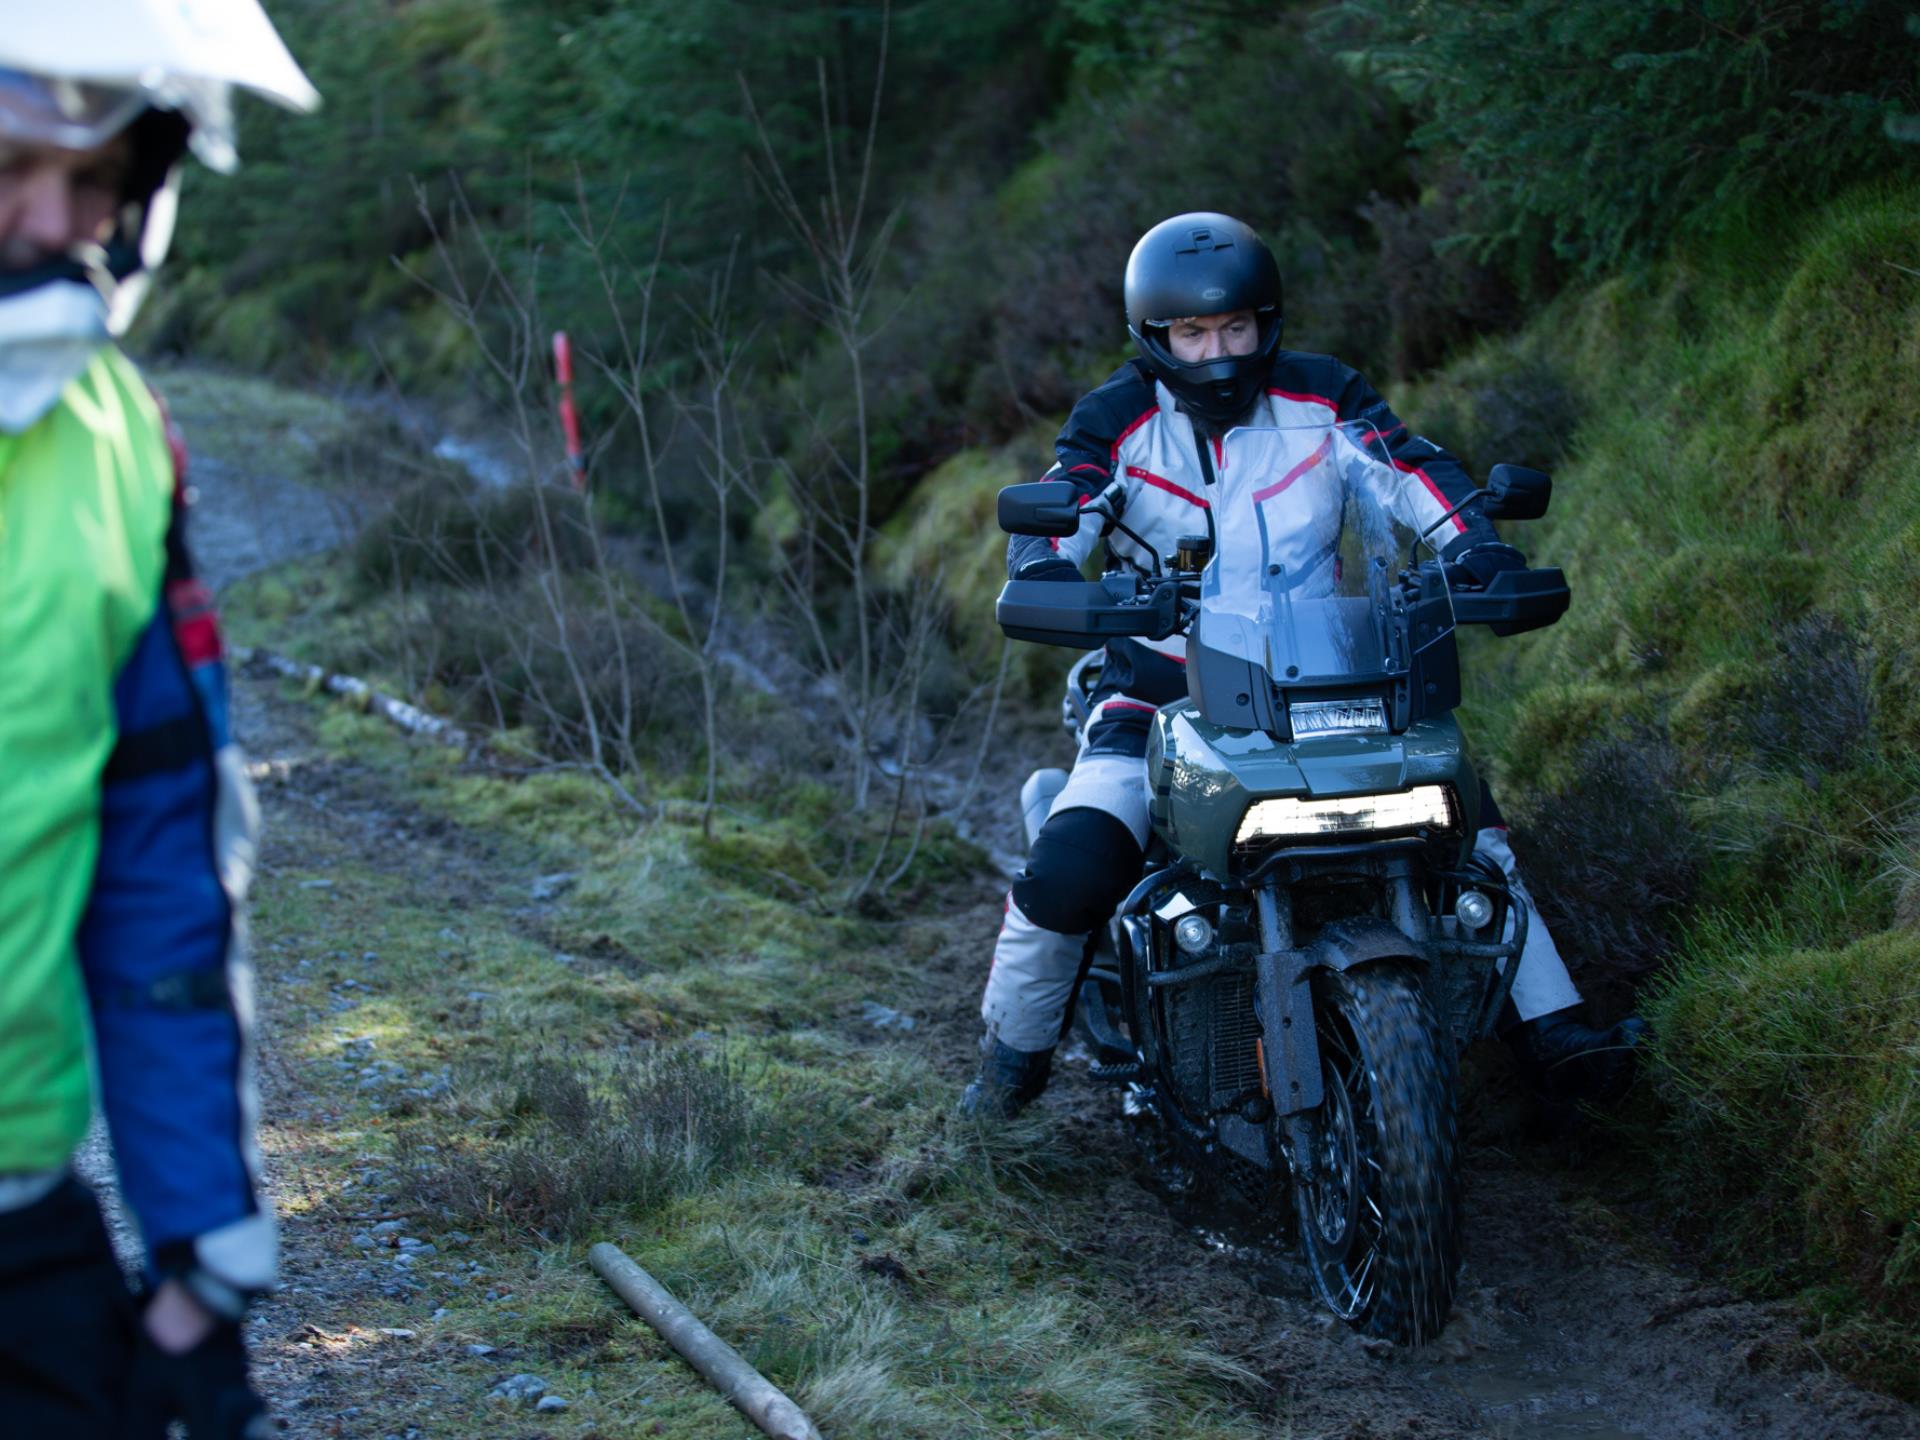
[0,69,147,153]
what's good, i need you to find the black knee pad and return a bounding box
[1011,805,1144,936]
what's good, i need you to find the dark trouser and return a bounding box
[0,1175,141,1439]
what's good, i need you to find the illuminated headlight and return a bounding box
[1235,785,1457,845]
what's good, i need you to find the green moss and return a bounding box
[1754,189,1920,439]
[1618,547,1821,674]
[1497,681,1646,795]
[873,421,1094,703]
[1666,659,1763,763]
[874,424,1057,619]
[1650,927,1920,1308]
[1422,183,1920,1380]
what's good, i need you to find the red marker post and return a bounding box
[553,330,586,491]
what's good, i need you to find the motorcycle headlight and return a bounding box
[1234,785,1457,845]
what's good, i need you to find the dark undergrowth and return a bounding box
[1414,184,1920,1397]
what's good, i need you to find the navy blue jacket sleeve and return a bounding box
[78,477,268,1289]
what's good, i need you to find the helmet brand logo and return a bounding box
[1202,287,1226,301]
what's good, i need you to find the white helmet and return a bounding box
[0,0,318,173]
[0,0,318,430]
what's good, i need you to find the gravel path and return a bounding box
[185,450,351,595]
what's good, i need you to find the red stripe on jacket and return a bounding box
[1125,466,1209,509]
[1252,435,1333,504]
[1267,387,1337,410]
[1390,457,1468,533]
[1110,405,1159,458]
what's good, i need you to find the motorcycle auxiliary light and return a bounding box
[1234,785,1456,845]
[1454,889,1495,931]
[1173,913,1215,955]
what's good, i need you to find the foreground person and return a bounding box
[0,6,316,1435]
[964,211,1643,1118]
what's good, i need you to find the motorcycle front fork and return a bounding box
[1253,886,1321,1184]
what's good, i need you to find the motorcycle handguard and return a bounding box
[1447,566,1570,637]
[996,575,1182,648]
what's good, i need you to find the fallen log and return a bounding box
[587,1241,823,1440]
[235,646,471,750]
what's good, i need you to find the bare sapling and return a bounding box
[736,8,1013,905]
[738,14,901,817]
[571,179,746,836]
[387,178,742,821]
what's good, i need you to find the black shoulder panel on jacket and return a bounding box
[1265,350,1350,410]
[1055,360,1158,482]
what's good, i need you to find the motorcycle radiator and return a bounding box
[1161,967,1265,1115]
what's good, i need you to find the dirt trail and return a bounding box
[227,663,1920,1440]
[163,381,1919,1439]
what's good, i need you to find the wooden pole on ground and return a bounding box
[588,1241,825,1440]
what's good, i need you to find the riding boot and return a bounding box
[1506,1006,1649,1105]
[958,1035,1054,1118]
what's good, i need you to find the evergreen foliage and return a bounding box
[1327,0,1919,271]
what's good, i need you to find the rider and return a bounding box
[963,212,1644,1117]
[0,8,317,1436]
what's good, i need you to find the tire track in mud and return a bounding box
[913,893,1920,1440]
[165,380,1919,1440]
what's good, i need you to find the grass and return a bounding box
[241,686,1275,1437]
[1397,180,1920,1386]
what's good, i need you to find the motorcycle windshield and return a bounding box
[1197,420,1455,701]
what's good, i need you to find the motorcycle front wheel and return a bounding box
[1293,963,1460,1344]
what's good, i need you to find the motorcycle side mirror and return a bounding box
[1483,464,1552,521]
[997,481,1083,537]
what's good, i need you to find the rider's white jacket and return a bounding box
[1008,353,1500,758]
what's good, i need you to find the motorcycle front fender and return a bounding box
[1260,917,1430,1119]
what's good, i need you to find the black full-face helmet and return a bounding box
[1124,212,1283,427]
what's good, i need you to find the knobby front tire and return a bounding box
[1292,962,1461,1344]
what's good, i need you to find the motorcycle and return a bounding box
[993,419,1569,1344]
